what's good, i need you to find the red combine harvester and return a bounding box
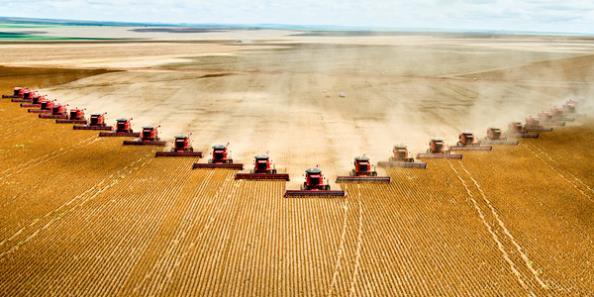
[480,127,519,145]
[336,155,391,183]
[550,106,574,122]
[507,122,539,138]
[28,100,55,113]
[56,108,87,124]
[156,135,203,157]
[417,139,463,159]
[285,167,346,197]
[524,116,553,132]
[450,132,492,151]
[39,104,68,119]
[123,126,167,146]
[235,154,290,180]
[73,113,112,130]
[20,95,45,108]
[99,118,140,137]
[378,145,427,169]
[2,87,25,99]
[12,90,36,103]
[192,144,243,169]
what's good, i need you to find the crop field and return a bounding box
[1,65,593,296]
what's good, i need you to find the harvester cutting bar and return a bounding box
[192,163,244,170]
[123,139,167,146]
[335,176,391,183]
[11,98,31,103]
[284,190,346,198]
[74,125,113,131]
[56,119,88,124]
[156,151,203,158]
[416,153,463,159]
[2,95,18,99]
[235,173,290,181]
[39,114,68,119]
[20,103,40,108]
[449,145,492,151]
[27,109,51,113]
[99,131,141,137]
[377,161,427,169]
[480,139,519,145]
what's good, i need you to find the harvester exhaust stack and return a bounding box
[416,139,463,159]
[235,154,290,181]
[285,167,346,197]
[377,145,427,169]
[336,155,391,183]
[450,132,492,151]
[192,144,243,170]
[156,134,203,157]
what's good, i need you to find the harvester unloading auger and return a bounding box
[73,113,113,130]
[377,145,427,169]
[417,139,463,159]
[155,134,203,157]
[192,143,244,170]
[285,167,346,197]
[99,118,141,137]
[56,108,87,124]
[235,154,290,180]
[336,155,391,183]
[480,128,519,145]
[123,126,167,146]
[450,132,492,151]
[39,104,68,119]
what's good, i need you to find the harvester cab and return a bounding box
[285,167,346,197]
[416,139,463,159]
[116,119,133,133]
[90,114,106,126]
[156,134,203,157]
[451,132,492,151]
[378,145,428,169]
[192,144,243,169]
[123,126,166,146]
[337,156,391,183]
[235,154,289,180]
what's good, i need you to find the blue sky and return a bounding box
[2,0,594,33]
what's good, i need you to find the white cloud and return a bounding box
[1,0,593,33]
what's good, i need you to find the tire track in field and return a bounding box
[327,188,351,297]
[447,161,538,296]
[525,143,593,201]
[0,156,150,259]
[0,136,98,180]
[348,184,365,297]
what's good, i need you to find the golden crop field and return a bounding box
[1,67,593,296]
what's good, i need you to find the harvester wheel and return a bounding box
[228,159,233,164]
[189,147,194,152]
[371,171,378,176]
[272,169,277,174]
[325,185,331,191]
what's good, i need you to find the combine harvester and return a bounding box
[123,126,167,146]
[99,118,140,137]
[38,104,68,119]
[56,108,87,124]
[27,99,55,113]
[73,113,112,130]
[550,106,574,122]
[417,139,463,159]
[563,99,577,113]
[378,145,427,169]
[524,116,553,132]
[192,144,243,170]
[156,134,203,157]
[235,154,290,180]
[336,155,391,183]
[480,128,519,145]
[20,95,46,108]
[285,167,346,198]
[450,132,492,151]
[508,122,539,138]
[538,112,565,127]
[2,87,26,99]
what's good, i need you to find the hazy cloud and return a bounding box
[0,0,593,33]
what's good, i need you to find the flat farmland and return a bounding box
[1,78,593,295]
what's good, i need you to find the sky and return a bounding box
[1,0,594,33]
